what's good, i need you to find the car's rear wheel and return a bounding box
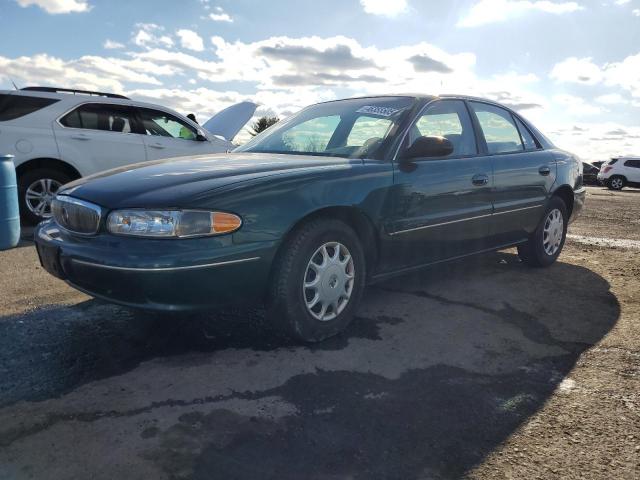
[267,218,366,342]
[517,196,568,268]
[608,175,626,190]
[18,168,71,224]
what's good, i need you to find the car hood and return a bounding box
[60,153,358,209]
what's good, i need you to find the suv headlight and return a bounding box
[106,210,242,238]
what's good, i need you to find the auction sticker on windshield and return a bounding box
[356,105,400,117]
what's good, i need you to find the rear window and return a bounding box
[0,94,59,121]
[608,158,619,165]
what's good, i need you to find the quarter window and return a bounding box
[0,94,59,122]
[624,159,640,168]
[60,103,136,133]
[138,108,197,140]
[469,102,524,154]
[406,100,477,157]
[514,117,539,150]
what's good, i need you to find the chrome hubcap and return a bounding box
[303,241,355,322]
[25,178,62,218]
[543,208,563,256]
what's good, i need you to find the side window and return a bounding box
[138,108,197,140]
[624,159,640,168]
[60,103,135,133]
[407,100,477,157]
[514,117,539,150]
[346,116,392,147]
[281,116,340,152]
[0,94,59,122]
[469,102,524,154]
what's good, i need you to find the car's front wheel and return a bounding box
[517,196,568,267]
[607,175,626,190]
[18,168,71,224]
[267,218,366,342]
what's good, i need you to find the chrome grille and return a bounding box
[52,196,102,235]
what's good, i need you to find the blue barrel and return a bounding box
[0,154,20,250]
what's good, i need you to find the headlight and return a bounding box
[106,210,242,238]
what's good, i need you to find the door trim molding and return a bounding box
[388,204,544,236]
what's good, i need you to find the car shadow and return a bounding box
[0,251,620,479]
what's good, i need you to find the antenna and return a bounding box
[9,78,19,90]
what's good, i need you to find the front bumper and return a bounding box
[570,186,586,224]
[34,220,276,311]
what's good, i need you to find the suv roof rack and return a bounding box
[20,86,129,100]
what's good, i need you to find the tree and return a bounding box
[249,116,279,136]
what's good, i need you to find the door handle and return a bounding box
[71,134,90,141]
[149,143,165,149]
[471,174,489,186]
[539,165,551,176]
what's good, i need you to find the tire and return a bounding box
[607,175,626,190]
[18,168,72,224]
[517,196,568,268]
[267,218,366,342]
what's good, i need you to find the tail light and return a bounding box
[602,166,613,173]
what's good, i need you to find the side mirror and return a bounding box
[195,133,207,142]
[403,136,454,160]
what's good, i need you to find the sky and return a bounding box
[0,0,639,160]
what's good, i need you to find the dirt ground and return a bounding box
[0,185,638,479]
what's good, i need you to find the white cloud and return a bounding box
[614,0,631,5]
[595,93,625,105]
[550,53,640,98]
[132,23,173,49]
[103,39,124,50]
[360,0,408,17]
[633,8,640,16]
[549,57,603,85]
[209,6,233,22]
[176,29,204,52]
[553,94,602,115]
[458,0,582,27]
[15,0,90,14]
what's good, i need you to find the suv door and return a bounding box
[53,102,147,175]
[468,101,554,246]
[387,99,493,268]
[136,108,216,160]
[623,159,640,183]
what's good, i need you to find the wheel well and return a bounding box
[15,158,81,181]
[552,185,574,217]
[272,206,381,282]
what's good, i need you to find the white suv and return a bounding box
[0,87,256,223]
[597,156,640,190]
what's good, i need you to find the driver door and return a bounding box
[387,99,494,268]
[136,107,214,160]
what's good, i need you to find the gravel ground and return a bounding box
[0,185,638,479]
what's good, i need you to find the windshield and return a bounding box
[236,96,416,159]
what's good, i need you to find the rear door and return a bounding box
[623,159,640,183]
[468,101,554,246]
[136,107,222,160]
[387,99,493,268]
[53,102,147,175]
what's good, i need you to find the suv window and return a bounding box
[0,94,59,122]
[514,117,539,150]
[624,159,640,168]
[469,102,523,154]
[138,108,197,140]
[407,100,477,157]
[60,103,136,133]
